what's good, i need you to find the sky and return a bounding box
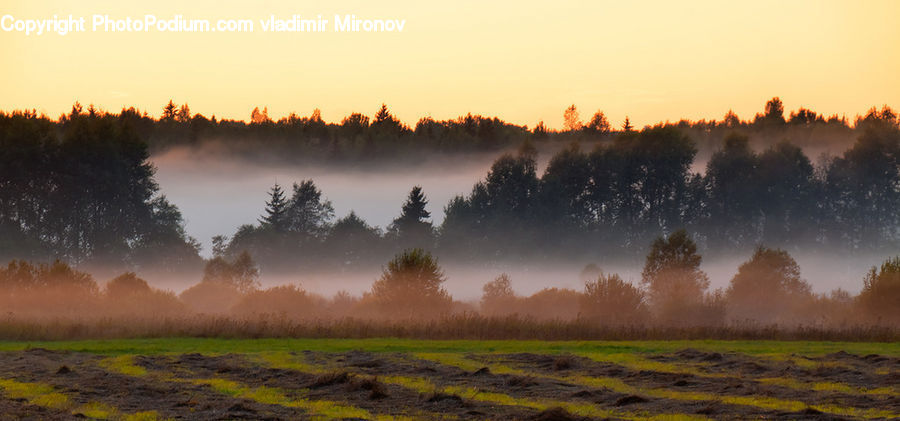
[1,0,898,129]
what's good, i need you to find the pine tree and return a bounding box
[374,103,393,123]
[260,183,288,232]
[622,116,633,132]
[162,100,177,122]
[390,186,434,248]
[398,186,430,224]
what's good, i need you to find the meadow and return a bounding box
[0,338,895,420]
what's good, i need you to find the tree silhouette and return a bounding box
[286,180,334,242]
[390,186,434,249]
[260,183,288,232]
[162,100,177,122]
[586,111,611,134]
[705,133,761,246]
[563,104,582,132]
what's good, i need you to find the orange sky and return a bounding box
[1,0,898,129]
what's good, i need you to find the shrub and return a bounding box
[857,256,900,323]
[104,272,185,317]
[179,280,243,315]
[580,273,647,324]
[641,230,710,325]
[369,248,452,319]
[480,273,519,315]
[231,284,324,318]
[726,246,813,324]
[201,251,259,293]
[520,287,581,320]
[0,260,98,316]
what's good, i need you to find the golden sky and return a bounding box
[1,0,898,129]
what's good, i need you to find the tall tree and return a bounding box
[704,133,761,246]
[286,180,334,242]
[260,183,288,232]
[390,186,434,249]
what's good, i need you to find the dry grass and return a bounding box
[0,313,895,341]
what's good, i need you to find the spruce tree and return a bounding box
[261,183,288,232]
[390,186,434,248]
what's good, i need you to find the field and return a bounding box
[0,339,896,420]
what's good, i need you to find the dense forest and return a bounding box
[0,99,898,275]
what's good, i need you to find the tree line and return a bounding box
[12,98,891,162]
[0,106,201,272]
[0,100,897,271]
[221,109,899,268]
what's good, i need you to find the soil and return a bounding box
[0,348,894,420]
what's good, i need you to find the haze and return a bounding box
[151,146,885,301]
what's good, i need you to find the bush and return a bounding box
[0,260,98,316]
[231,284,324,318]
[202,251,260,293]
[641,230,710,325]
[103,272,185,317]
[480,273,519,315]
[580,273,647,324]
[520,288,581,320]
[857,256,900,323]
[179,280,243,315]
[369,249,452,319]
[726,247,813,324]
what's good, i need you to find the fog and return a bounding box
[149,146,885,301]
[151,146,494,256]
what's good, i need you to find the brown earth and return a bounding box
[0,348,895,420]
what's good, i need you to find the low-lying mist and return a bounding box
[150,143,886,299]
[151,145,498,256]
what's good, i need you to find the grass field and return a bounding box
[0,339,896,420]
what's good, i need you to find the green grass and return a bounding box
[1,338,896,356]
[98,355,149,377]
[0,378,71,410]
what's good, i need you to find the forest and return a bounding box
[0,98,897,336]
[1,98,897,272]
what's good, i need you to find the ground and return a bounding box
[0,339,895,420]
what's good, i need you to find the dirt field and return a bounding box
[0,340,896,420]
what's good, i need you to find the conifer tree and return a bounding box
[260,183,288,232]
